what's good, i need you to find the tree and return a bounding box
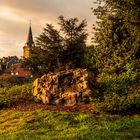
[22,17,88,76]
[84,45,96,70]
[22,24,63,76]
[58,16,88,68]
[36,24,64,71]
[92,0,140,94]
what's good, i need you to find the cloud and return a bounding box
[0,0,96,57]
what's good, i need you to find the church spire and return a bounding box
[23,21,35,58]
[26,21,34,47]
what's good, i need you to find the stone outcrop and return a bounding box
[32,69,93,106]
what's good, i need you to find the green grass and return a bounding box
[0,109,140,140]
[0,84,140,140]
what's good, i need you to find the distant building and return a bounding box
[0,56,19,70]
[0,60,32,77]
[23,23,35,58]
[0,23,34,77]
[11,67,32,77]
[0,56,19,76]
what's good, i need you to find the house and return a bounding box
[11,67,32,77]
[0,23,35,78]
[0,56,20,72]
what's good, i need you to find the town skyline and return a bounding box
[0,0,96,58]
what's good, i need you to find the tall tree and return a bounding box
[22,24,63,76]
[59,16,88,68]
[92,0,140,94]
[22,17,88,76]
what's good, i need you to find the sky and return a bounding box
[0,0,96,58]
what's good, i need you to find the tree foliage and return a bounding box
[92,0,140,94]
[22,16,89,76]
[58,16,88,68]
[22,24,63,76]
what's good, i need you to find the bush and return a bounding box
[0,83,33,108]
[0,76,33,88]
[95,93,140,114]
[96,61,140,96]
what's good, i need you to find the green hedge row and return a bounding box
[0,83,33,109]
[0,76,33,88]
[95,93,140,114]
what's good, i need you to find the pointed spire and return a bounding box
[26,20,34,47]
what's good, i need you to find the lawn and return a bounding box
[0,84,140,140]
[0,109,140,140]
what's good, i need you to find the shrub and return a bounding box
[0,83,33,108]
[0,92,14,108]
[0,76,33,88]
[96,61,140,97]
[95,93,140,114]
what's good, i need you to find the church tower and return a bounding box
[23,23,35,58]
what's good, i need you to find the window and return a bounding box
[11,72,14,75]
[15,72,19,75]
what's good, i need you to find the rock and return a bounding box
[32,68,94,106]
[60,92,78,106]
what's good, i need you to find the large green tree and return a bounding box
[92,0,140,94]
[22,24,63,76]
[22,17,88,76]
[58,16,88,68]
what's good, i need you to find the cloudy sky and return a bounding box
[0,0,96,58]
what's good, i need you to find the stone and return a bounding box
[32,68,94,106]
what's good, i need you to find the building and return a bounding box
[23,23,35,58]
[11,67,32,77]
[0,56,19,70]
[0,24,34,77]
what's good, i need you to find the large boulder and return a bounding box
[32,69,93,106]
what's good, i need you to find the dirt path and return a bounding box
[4,101,95,114]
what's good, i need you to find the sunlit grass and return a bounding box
[0,84,140,139]
[0,109,140,140]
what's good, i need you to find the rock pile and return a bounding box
[32,69,93,106]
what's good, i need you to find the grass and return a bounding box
[0,84,140,140]
[0,109,140,140]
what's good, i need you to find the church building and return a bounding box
[23,24,35,58]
